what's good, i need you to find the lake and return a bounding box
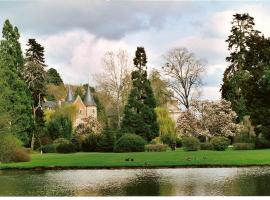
[1,167,270,196]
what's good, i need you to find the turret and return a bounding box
[65,85,74,103]
[84,85,96,106]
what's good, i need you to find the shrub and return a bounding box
[56,143,76,153]
[12,148,31,162]
[71,137,81,152]
[233,143,255,150]
[210,136,230,151]
[0,134,22,163]
[200,142,213,150]
[42,144,57,153]
[182,137,200,151]
[145,144,168,152]
[114,134,147,152]
[255,135,270,149]
[81,133,102,152]
[96,129,116,152]
[150,137,162,144]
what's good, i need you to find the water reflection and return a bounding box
[1,167,270,196]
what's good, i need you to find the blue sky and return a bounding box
[0,0,270,100]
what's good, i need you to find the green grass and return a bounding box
[2,148,270,169]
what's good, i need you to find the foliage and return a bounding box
[155,107,177,149]
[255,135,270,149]
[12,148,31,162]
[145,144,168,152]
[81,133,102,152]
[0,19,33,145]
[210,136,230,151]
[45,105,76,140]
[56,143,76,154]
[176,137,182,148]
[0,134,29,163]
[121,47,159,141]
[42,144,56,153]
[234,116,256,143]
[149,69,172,106]
[233,143,255,150]
[200,142,213,150]
[96,129,116,152]
[162,47,205,109]
[114,133,147,152]
[46,83,66,101]
[177,99,240,138]
[221,13,259,121]
[46,68,63,85]
[71,137,81,152]
[182,136,200,151]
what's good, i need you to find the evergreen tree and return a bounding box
[23,38,47,149]
[0,19,33,145]
[221,13,260,121]
[46,68,63,85]
[121,47,159,141]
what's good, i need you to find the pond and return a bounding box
[1,167,270,196]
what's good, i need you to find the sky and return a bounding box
[1,0,270,100]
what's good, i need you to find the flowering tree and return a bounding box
[176,99,241,139]
[75,116,102,140]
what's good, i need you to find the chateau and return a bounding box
[43,85,97,127]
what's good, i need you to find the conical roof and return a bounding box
[65,85,74,103]
[84,85,96,106]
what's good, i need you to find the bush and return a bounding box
[233,143,255,150]
[182,137,200,151]
[81,133,102,152]
[114,134,147,152]
[56,143,76,153]
[210,136,230,151]
[96,129,116,152]
[71,137,81,152]
[200,142,213,150]
[145,144,168,152]
[255,135,270,149]
[0,134,22,163]
[42,144,57,153]
[12,148,31,162]
[150,137,162,144]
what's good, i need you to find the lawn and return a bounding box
[1,148,270,169]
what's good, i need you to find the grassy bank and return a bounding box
[1,149,270,170]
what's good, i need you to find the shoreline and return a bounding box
[2,164,270,171]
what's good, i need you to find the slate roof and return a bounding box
[83,85,96,106]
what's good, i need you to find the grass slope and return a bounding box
[1,149,270,169]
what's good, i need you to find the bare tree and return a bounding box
[162,48,205,109]
[96,49,132,129]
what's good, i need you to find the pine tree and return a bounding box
[23,38,47,149]
[121,47,159,141]
[0,19,33,145]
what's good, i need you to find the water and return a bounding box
[1,167,270,196]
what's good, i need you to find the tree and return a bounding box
[155,107,177,149]
[46,68,63,85]
[23,38,47,149]
[0,19,33,145]
[221,13,260,121]
[149,69,173,107]
[162,48,205,109]
[176,99,240,139]
[96,49,132,129]
[46,83,66,101]
[121,47,159,141]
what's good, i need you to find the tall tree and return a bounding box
[0,19,33,145]
[23,38,47,149]
[221,13,260,121]
[162,48,205,109]
[46,68,63,85]
[96,49,132,129]
[121,47,159,141]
